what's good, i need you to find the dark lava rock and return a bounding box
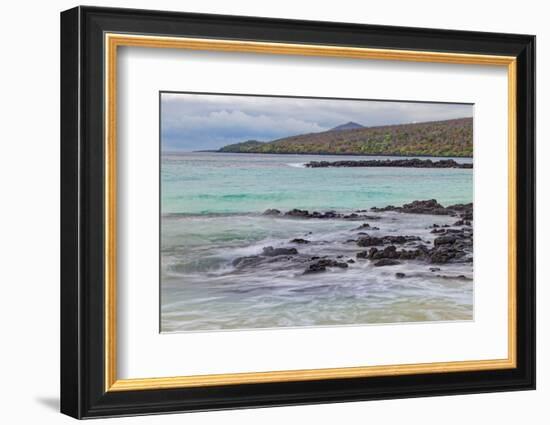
[354,223,379,230]
[305,158,472,169]
[317,259,349,268]
[374,259,401,267]
[429,247,453,263]
[429,267,441,272]
[353,223,473,265]
[290,238,310,244]
[285,208,310,218]
[385,235,421,244]
[347,259,355,264]
[263,208,281,216]
[447,203,473,220]
[395,272,406,278]
[429,247,467,264]
[434,235,457,247]
[361,247,379,259]
[232,255,262,267]
[357,236,384,247]
[233,245,301,267]
[304,258,349,274]
[372,199,449,215]
[371,199,473,219]
[398,249,423,260]
[443,229,463,234]
[262,246,298,256]
[304,263,326,274]
[447,203,472,212]
[382,245,399,258]
[357,235,420,247]
[402,199,447,214]
[356,251,369,259]
[361,242,471,265]
[436,274,472,280]
[282,208,382,221]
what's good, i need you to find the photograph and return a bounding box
[160,92,475,332]
[58,5,536,419]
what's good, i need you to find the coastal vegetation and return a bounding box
[218,117,473,157]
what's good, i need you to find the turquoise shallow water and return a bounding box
[161,152,473,215]
[160,152,473,332]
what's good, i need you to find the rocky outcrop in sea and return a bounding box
[228,199,474,276]
[305,158,472,169]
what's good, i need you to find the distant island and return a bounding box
[217,117,473,157]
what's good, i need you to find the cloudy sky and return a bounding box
[161,92,473,152]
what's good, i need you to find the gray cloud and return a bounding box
[161,92,473,151]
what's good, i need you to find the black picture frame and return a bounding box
[61,5,535,419]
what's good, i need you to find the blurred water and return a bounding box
[161,152,473,332]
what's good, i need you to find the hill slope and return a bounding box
[218,117,473,157]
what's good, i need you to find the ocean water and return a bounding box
[161,152,473,332]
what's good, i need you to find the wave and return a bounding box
[286,162,306,168]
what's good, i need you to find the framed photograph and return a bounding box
[60,6,535,419]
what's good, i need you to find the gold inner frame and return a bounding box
[104,33,517,392]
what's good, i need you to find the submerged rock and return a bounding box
[304,263,326,274]
[436,274,472,280]
[232,255,262,267]
[262,246,298,256]
[263,208,281,216]
[354,223,379,230]
[290,238,310,244]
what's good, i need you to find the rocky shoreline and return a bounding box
[304,158,472,169]
[231,199,473,277]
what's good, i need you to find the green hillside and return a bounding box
[218,117,473,157]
